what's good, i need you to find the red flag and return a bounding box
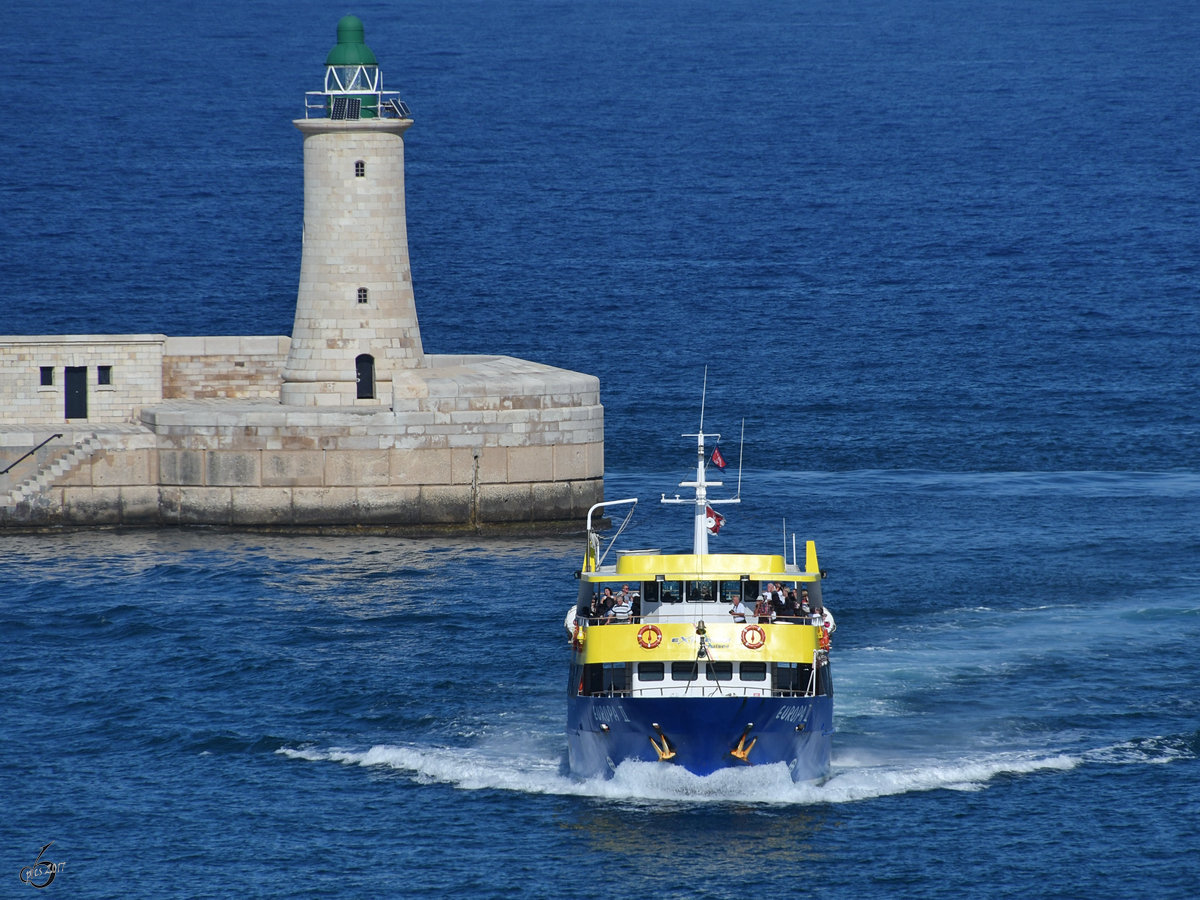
[705,506,725,535]
[711,445,727,470]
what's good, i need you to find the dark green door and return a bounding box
[65,366,88,419]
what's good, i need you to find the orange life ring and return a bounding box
[741,624,766,650]
[637,624,663,650]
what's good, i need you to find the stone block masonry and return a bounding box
[0,352,604,532]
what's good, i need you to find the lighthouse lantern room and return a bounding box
[304,15,410,121]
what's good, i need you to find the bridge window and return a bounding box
[637,662,664,682]
[660,580,683,604]
[705,662,733,681]
[740,662,767,682]
[718,581,744,605]
[671,661,697,682]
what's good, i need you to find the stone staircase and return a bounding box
[2,434,103,508]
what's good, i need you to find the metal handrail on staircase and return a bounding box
[1,434,64,475]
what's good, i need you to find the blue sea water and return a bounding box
[2,0,1199,897]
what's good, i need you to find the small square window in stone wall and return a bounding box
[40,366,54,386]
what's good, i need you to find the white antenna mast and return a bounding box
[663,368,738,555]
[735,418,745,499]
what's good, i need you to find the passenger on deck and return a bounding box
[729,596,750,623]
[608,589,633,624]
[598,587,616,623]
[810,597,824,622]
[618,583,634,608]
[799,589,813,616]
[588,594,605,624]
[754,592,774,624]
[782,588,798,618]
[783,590,805,622]
[770,586,788,619]
[757,582,782,623]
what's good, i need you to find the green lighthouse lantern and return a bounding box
[323,15,381,119]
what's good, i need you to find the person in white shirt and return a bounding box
[729,597,750,623]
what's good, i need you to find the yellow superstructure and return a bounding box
[576,621,823,665]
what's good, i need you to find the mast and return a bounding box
[662,428,738,555]
[662,375,740,554]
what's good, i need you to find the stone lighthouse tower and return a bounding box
[281,15,421,406]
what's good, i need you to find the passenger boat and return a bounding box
[565,424,835,781]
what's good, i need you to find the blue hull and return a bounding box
[566,694,833,782]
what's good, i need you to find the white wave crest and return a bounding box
[277,742,1081,805]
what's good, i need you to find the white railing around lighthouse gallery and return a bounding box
[303,91,411,120]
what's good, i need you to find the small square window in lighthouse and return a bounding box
[355,160,365,177]
[357,288,369,304]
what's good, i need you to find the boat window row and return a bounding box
[579,661,830,697]
[581,580,781,609]
[647,580,750,604]
[579,579,823,624]
[637,661,767,682]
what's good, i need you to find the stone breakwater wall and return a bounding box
[1,338,604,531]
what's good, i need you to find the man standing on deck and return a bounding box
[729,595,750,623]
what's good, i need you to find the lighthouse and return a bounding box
[281,15,422,407]
[1,15,605,531]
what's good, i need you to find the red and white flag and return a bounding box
[710,445,727,470]
[705,506,725,535]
